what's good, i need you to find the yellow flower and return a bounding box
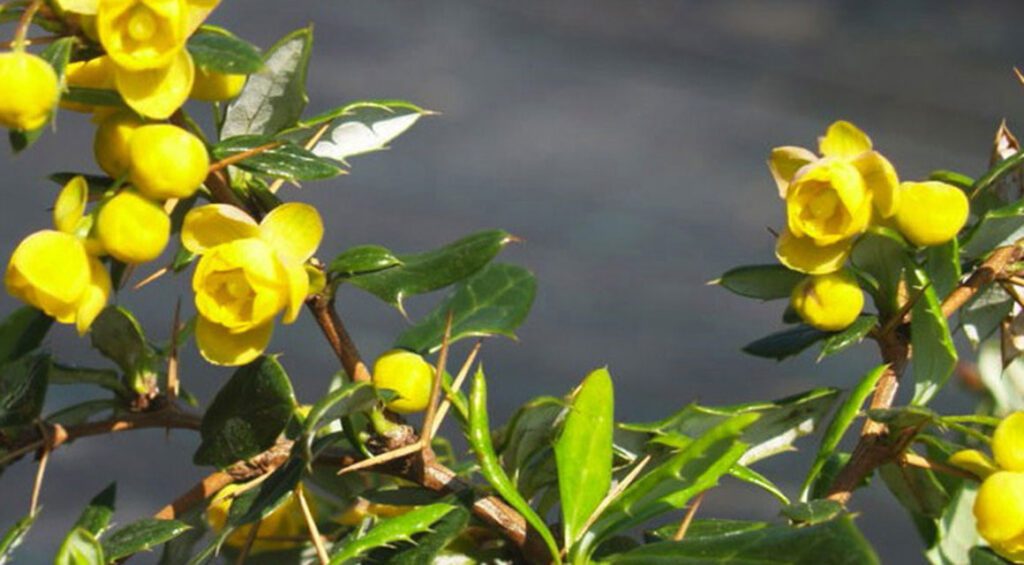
[207,483,309,554]
[61,56,116,113]
[784,160,871,246]
[975,471,1024,563]
[0,51,59,131]
[113,48,195,119]
[894,181,969,247]
[94,110,145,177]
[97,0,188,71]
[5,177,110,334]
[372,349,434,414]
[129,124,209,199]
[96,191,170,263]
[775,228,853,275]
[182,203,323,366]
[190,67,246,101]
[790,270,864,331]
[994,412,1024,472]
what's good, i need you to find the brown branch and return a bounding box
[207,142,283,173]
[307,294,372,383]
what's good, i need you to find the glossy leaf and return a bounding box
[556,368,614,549]
[328,503,458,564]
[55,528,104,565]
[961,285,1012,348]
[818,315,877,360]
[961,199,1024,259]
[0,306,51,365]
[47,364,127,397]
[908,264,957,405]
[100,519,190,561]
[729,464,790,505]
[212,135,342,181]
[286,100,431,164]
[467,369,561,563]
[194,356,296,468]
[300,381,378,462]
[395,263,537,354]
[187,29,262,74]
[851,229,908,317]
[495,396,565,497]
[226,460,302,528]
[89,307,151,376]
[222,27,312,137]
[929,170,974,190]
[347,230,514,311]
[714,264,805,300]
[781,500,844,525]
[0,515,35,565]
[74,483,116,536]
[925,239,961,299]
[604,516,879,564]
[971,151,1024,200]
[0,354,50,427]
[742,324,830,361]
[387,505,470,564]
[329,244,402,277]
[61,87,124,108]
[801,364,887,500]
[880,461,950,519]
[45,400,118,427]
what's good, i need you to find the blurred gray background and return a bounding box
[3,1,1024,562]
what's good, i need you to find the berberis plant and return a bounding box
[2,2,1024,564]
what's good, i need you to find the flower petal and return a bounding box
[948,449,998,480]
[282,263,309,324]
[258,203,324,265]
[186,0,220,34]
[53,176,89,234]
[114,49,194,119]
[995,412,1024,472]
[6,230,90,311]
[768,146,817,198]
[818,120,872,159]
[195,315,272,366]
[775,228,852,275]
[76,256,112,335]
[852,151,900,218]
[181,204,259,254]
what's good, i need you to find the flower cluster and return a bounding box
[772,121,969,331]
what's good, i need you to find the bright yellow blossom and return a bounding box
[785,159,871,246]
[775,228,853,275]
[975,471,1024,563]
[61,56,117,113]
[191,67,246,101]
[5,178,110,334]
[129,124,209,199]
[97,0,189,71]
[113,49,195,119]
[182,203,323,366]
[0,52,59,131]
[96,191,170,263]
[894,181,969,247]
[790,270,864,331]
[206,483,310,553]
[94,110,145,177]
[372,349,434,414]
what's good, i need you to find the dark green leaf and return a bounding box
[970,547,1011,565]
[929,170,974,190]
[187,30,262,74]
[818,315,877,360]
[961,199,1024,259]
[800,364,887,500]
[387,506,470,565]
[55,528,104,565]
[347,230,515,311]
[714,264,805,301]
[604,516,879,565]
[880,461,951,519]
[971,152,1024,200]
[48,364,127,396]
[646,518,768,543]
[495,396,564,497]
[101,519,190,561]
[329,245,402,278]
[328,503,458,564]
[62,87,124,108]
[49,173,115,196]
[395,263,536,354]
[907,264,957,405]
[284,100,431,164]
[556,368,614,549]
[89,306,151,375]
[222,27,312,137]
[300,381,378,462]
[742,325,830,360]
[467,368,561,563]
[866,406,938,431]
[781,500,844,525]
[728,464,790,505]
[0,515,35,564]
[0,355,50,427]
[227,460,302,528]
[925,239,961,299]
[194,356,296,468]
[45,400,118,427]
[961,285,1012,348]
[851,229,909,317]
[74,483,116,536]
[211,135,341,181]
[0,307,52,364]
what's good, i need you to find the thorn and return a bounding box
[672,491,707,541]
[295,486,329,564]
[337,442,423,475]
[430,339,483,439]
[421,311,454,452]
[133,265,169,291]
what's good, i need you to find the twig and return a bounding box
[295,487,329,564]
[307,294,372,383]
[430,340,482,438]
[167,298,181,403]
[672,491,706,541]
[1,35,59,49]
[11,0,43,49]
[421,312,453,450]
[234,520,262,565]
[573,455,652,548]
[132,265,169,291]
[337,442,423,475]
[28,423,51,516]
[901,452,978,481]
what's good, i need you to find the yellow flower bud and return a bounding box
[0,51,59,131]
[785,160,872,246]
[974,471,1024,563]
[790,270,864,331]
[207,483,309,553]
[948,449,999,480]
[372,349,434,414]
[97,0,188,71]
[994,412,1024,473]
[190,67,246,101]
[93,110,144,177]
[128,124,209,199]
[894,181,969,247]
[61,56,116,113]
[96,191,170,263]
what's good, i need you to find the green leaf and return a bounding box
[0,307,52,364]
[347,230,515,312]
[285,100,431,164]
[467,368,561,563]
[961,199,1024,259]
[927,485,980,565]
[0,354,50,427]
[880,461,951,519]
[929,170,974,190]
[728,464,790,505]
[100,519,190,561]
[47,364,128,397]
[328,244,403,277]
[851,229,909,317]
[9,37,74,153]
[300,381,379,462]
[328,503,458,564]
[187,30,263,74]
[45,400,118,427]
[588,413,758,551]
[211,135,341,181]
[714,264,805,300]
[907,264,957,405]
[781,500,844,525]
[74,483,116,536]
[0,515,35,564]
[603,516,879,565]
[55,528,104,565]
[193,356,296,468]
[800,364,887,500]
[817,315,877,360]
[646,518,768,542]
[970,152,1024,200]
[395,263,536,354]
[222,27,312,138]
[925,239,961,299]
[387,505,471,565]
[556,368,614,549]
[961,285,1012,348]
[89,306,153,376]
[495,396,565,498]
[226,460,303,528]
[61,87,124,108]
[970,547,1011,565]
[742,325,830,360]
